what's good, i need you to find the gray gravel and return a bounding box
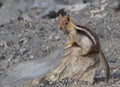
[0,0,120,87]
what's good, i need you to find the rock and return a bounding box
[55,3,88,12]
[54,34,61,40]
[21,14,33,22]
[20,47,28,55]
[32,78,40,86]
[45,46,100,83]
[0,0,35,25]
[0,1,20,25]
[42,9,67,19]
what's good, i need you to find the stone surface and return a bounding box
[45,46,100,83]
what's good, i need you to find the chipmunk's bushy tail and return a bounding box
[0,48,65,87]
[99,49,110,83]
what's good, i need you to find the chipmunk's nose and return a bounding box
[60,27,62,30]
[57,25,64,30]
[60,27,64,30]
[58,26,62,29]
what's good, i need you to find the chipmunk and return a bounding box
[57,15,110,83]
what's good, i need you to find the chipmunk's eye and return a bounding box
[65,22,67,25]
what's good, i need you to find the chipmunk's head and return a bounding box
[57,15,70,31]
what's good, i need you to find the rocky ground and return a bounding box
[0,0,120,87]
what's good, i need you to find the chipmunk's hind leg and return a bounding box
[79,36,93,56]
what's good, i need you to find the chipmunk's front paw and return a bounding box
[65,43,72,49]
[64,50,72,57]
[79,50,87,56]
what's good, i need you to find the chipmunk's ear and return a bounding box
[66,15,70,21]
